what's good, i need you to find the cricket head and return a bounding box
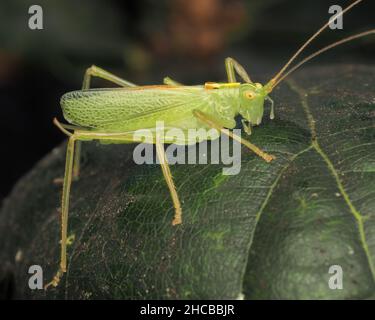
[239,83,268,126]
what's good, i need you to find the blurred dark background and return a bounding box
[0,0,374,204]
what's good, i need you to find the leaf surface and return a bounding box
[0,65,374,299]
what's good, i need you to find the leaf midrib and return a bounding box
[288,80,375,282]
[241,78,375,298]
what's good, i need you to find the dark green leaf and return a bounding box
[0,65,374,299]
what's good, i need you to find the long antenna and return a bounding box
[267,0,363,88]
[269,29,375,89]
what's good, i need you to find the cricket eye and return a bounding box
[244,91,255,99]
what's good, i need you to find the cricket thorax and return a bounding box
[203,83,240,129]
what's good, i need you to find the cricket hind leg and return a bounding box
[225,57,252,83]
[193,110,275,163]
[72,66,138,179]
[46,131,136,289]
[46,129,184,289]
[45,135,76,289]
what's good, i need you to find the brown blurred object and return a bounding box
[0,51,21,85]
[151,0,247,60]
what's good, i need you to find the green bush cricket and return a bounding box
[46,0,375,289]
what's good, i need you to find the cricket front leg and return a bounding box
[155,141,182,225]
[193,110,275,163]
[225,57,252,83]
[45,135,76,290]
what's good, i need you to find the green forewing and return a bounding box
[61,86,211,131]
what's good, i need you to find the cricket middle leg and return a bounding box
[155,141,182,225]
[163,77,183,86]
